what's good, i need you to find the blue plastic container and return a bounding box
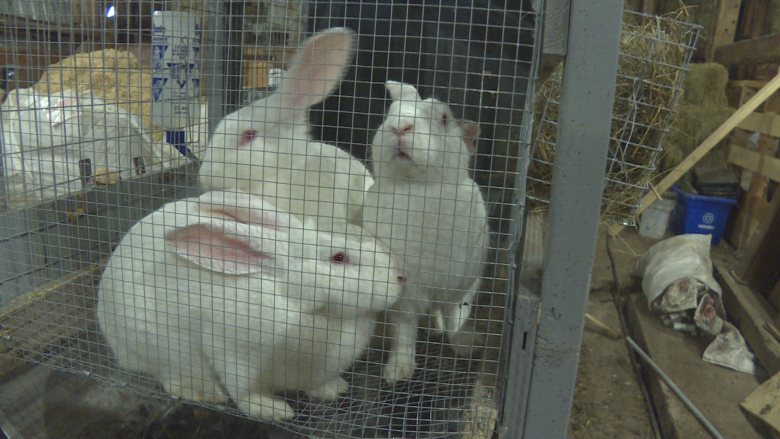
[670,185,738,245]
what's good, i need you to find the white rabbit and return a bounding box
[360,81,489,384]
[198,27,374,228]
[97,190,405,421]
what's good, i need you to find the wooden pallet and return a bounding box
[725,79,780,251]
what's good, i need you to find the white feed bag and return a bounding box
[1,88,160,205]
[634,233,722,305]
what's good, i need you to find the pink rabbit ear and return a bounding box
[278,27,356,110]
[385,81,420,102]
[165,223,274,275]
[460,120,480,154]
[197,191,304,233]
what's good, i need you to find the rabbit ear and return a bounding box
[278,27,356,110]
[460,120,480,154]
[165,223,274,275]
[385,81,420,102]
[197,191,304,233]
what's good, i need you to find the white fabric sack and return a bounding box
[1,88,160,205]
[636,233,758,375]
[634,233,721,305]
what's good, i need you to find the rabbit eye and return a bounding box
[330,252,350,264]
[239,130,259,147]
[441,113,449,127]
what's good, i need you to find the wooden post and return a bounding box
[736,189,780,291]
[708,0,743,62]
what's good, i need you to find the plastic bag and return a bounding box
[636,234,757,374]
[634,233,722,305]
[1,88,161,205]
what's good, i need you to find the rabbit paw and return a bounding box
[93,168,120,185]
[307,377,349,401]
[383,353,416,385]
[429,311,446,335]
[243,394,296,421]
[162,379,199,401]
[162,378,228,404]
[196,382,230,404]
[447,320,487,358]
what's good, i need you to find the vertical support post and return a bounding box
[707,0,743,62]
[0,106,8,210]
[205,0,225,135]
[496,0,546,435]
[520,0,623,437]
[224,0,245,113]
[205,0,244,136]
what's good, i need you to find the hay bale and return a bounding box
[529,11,699,223]
[679,62,729,107]
[657,63,734,183]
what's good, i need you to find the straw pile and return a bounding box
[529,11,699,224]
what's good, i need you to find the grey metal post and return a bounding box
[204,0,226,137]
[205,0,243,137]
[521,0,623,437]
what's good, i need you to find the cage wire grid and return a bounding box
[0,1,540,438]
[528,9,702,226]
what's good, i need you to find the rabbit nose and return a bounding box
[391,124,414,148]
[391,124,414,136]
[397,275,407,284]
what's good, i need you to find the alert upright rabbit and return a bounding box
[360,81,489,384]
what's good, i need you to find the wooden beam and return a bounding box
[742,370,780,438]
[0,48,71,91]
[584,313,622,340]
[731,80,770,89]
[729,145,780,183]
[708,0,743,61]
[737,111,780,137]
[739,0,772,41]
[736,189,780,291]
[715,33,780,67]
[609,71,780,237]
[770,278,780,313]
[0,14,93,41]
[714,256,780,375]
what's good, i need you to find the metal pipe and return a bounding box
[626,336,726,439]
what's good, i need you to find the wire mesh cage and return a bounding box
[528,10,702,225]
[0,1,541,438]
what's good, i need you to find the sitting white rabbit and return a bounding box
[198,27,373,227]
[97,190,405,421]
[360,81,489,384]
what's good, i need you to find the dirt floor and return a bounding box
[568,224,665,439]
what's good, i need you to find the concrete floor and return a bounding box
[627,293,763,439]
